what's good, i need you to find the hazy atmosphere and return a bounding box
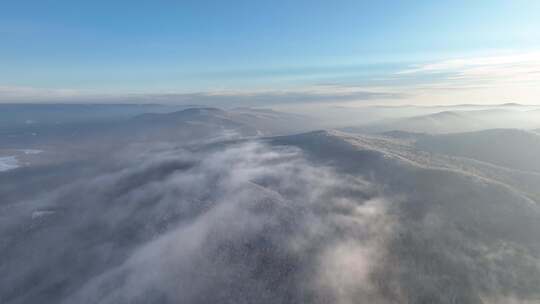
[1,1,540,304]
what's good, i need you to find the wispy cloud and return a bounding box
[0,85,404,106]
[3,51,539,106]
[0,85,83,100]
[398,51,540,86]
[384,51,540,104]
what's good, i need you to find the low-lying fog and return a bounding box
[1,103,540,304]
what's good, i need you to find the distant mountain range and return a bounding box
[0,106,319,149]
[0,103,194,128]
[343,108,540,134]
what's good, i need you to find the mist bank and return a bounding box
[3,104,540,152]
[2,103,540,303]
[2,128,540,303]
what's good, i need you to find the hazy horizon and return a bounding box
[2,1,540,107]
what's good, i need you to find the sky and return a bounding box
[1,0,540,106]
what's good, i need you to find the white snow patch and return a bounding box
[21,149,43,155]
[31,210,56,220]
[0,156,19,172]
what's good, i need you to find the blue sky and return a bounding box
[1,0,540,105]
